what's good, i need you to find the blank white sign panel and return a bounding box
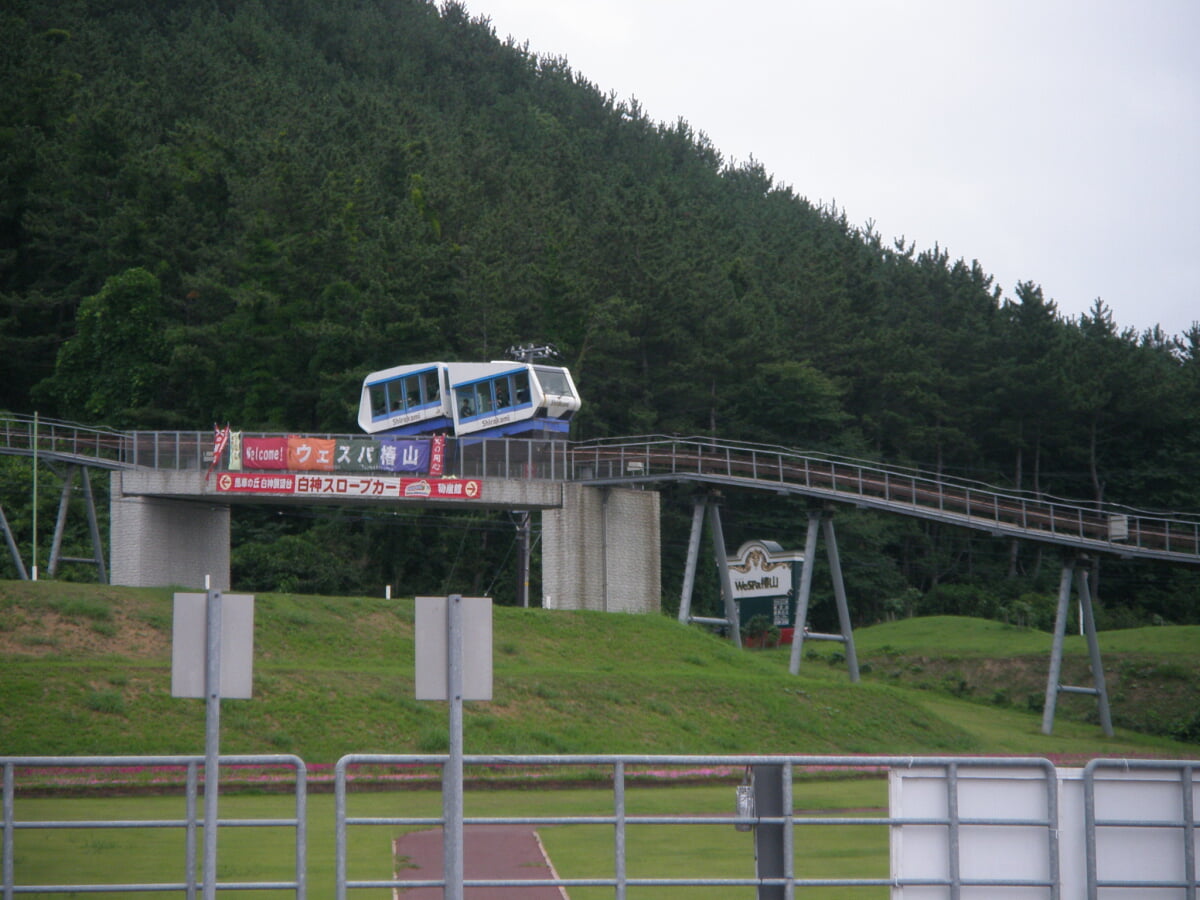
[171,592,255,699]
[414,595,492,701]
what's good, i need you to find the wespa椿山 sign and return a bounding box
[727,540,803,599]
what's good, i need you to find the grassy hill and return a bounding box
[1,580,1196,764]
[815,614,1200,743]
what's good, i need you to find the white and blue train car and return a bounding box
[358,361,581,439]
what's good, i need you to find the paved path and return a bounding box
[392,825,567,898]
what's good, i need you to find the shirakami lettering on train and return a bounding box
[388,409,426,427]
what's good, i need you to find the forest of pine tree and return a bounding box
[2,0,1198,623]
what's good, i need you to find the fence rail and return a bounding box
[334,754,1066,899]
[0,416,128,469]
[332,753,1200,899]
[5,754,1197,898]
[1083,758,1198,898]
[2,755,307,899]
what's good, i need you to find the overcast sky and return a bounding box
[466,0,1198,339]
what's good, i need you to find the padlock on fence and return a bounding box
[735,767,755,831]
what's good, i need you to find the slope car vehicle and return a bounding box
[358,361,581,440]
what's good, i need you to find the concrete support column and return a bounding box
[541,483,660,612]
[109,472,231,590]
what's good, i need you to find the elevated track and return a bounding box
[572,437,1200,565]
[2,416,1199,565]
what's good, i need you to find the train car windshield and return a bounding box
[533,366,572,396]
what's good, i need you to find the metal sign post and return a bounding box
[445,595,465,900]
[752,764,787,900]
[415,595,492,900]
[202,589,222,900]
[172,589,254,900]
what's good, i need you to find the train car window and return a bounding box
[495,378,511,410]
[533,367,571,396]
[369,384,385,417]
[513,371,530,405]
[476,381,495,414]
[423,370,440,403]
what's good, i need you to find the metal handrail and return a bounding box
[0,415,128,468]
[3,416,1198,561]
[574,433,1200,521]
[568,437,1200,562]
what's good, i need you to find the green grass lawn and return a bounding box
[4,582,1197,764]
[843,614,1200,657]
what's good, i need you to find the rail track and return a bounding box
[570,437,1200,564]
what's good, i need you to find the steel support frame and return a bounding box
[679,500,859,673]
[707,497,742,648]
[676,494,742,647]
[788,510,860,682]
[677,496,707,625]
[46,465,107,582]
[0,503,28,580]
[1041,557,1113,736]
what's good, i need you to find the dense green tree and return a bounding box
[36,267,168,425]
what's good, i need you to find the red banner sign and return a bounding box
[430,435,446,477]
[294,475,481,500]
[215,473,296,493]
[241,437,289,469]
[215,473,481,501]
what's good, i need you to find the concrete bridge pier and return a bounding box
[108,472,661,611]
[110,472,231,590]
[541,484,661,613]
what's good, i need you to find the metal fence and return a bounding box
[1,755,307,898]
[0,415,127,469]
[119,431,576,480]
[1083,758,1197,898]
[5,754,1198,898]
[334,754,1065,899]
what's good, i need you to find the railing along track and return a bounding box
[2,417,1198,564]
[570,437,1200,563]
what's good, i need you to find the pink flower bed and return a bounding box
[10,753,1156,795]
